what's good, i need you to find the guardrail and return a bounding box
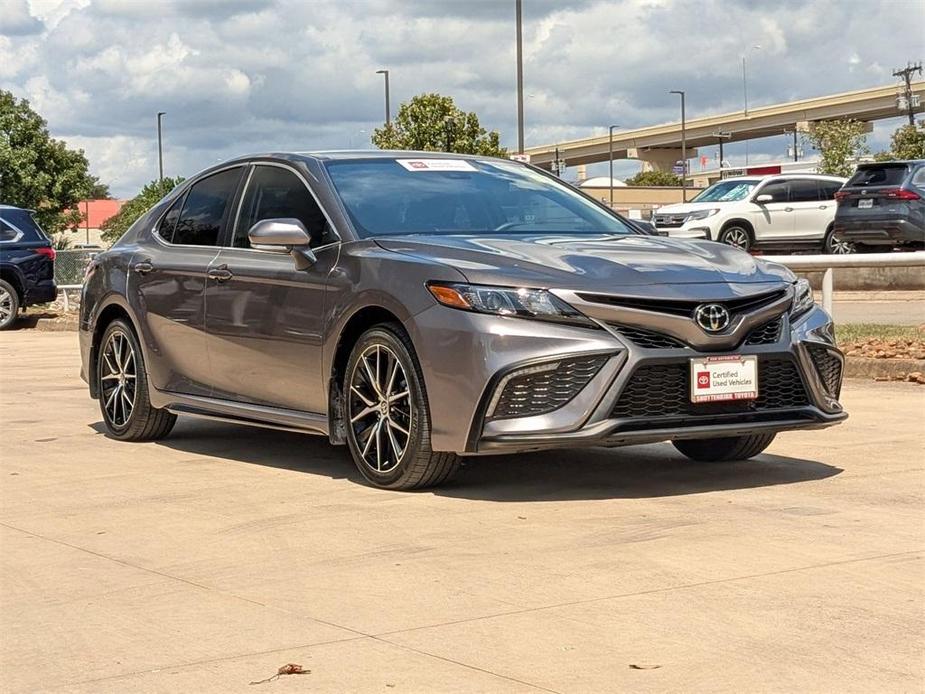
[771,251,925,314]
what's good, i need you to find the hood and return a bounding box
[375,233,794,296]
[654,201,727,215]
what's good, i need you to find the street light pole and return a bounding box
[515,0,525,154]
[712,130,731,178]
[376,69,391,125]
[669,91,686,202]
[608,124,619,208]
[741,45,761,165]
[156,111,165,182]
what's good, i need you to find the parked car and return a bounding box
[79,152,846,489]
[654,174,847,253]
[833,160,925,252]
[0,205,57,330]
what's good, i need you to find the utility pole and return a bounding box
[608,124,619,207]
[515,0,525,153]
[893,61,923,126]
[376,70,391,125]
[670,90,687,202]
[156,112,165,182]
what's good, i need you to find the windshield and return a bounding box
[691,179,760,202]
[325,158,635,238]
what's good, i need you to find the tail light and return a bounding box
[834,191,849,203]
[883,188,920,200]
[35,246,56,261]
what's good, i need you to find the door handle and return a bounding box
[784,207,793,212]
[819,205,828,209]
[207,265,234,282]
[131,260,154,274]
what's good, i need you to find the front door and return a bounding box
[204,163,339,414]
[748,179,793,242]
[128,166,244,396]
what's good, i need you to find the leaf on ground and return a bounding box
[249,663,311,685]
[629,663,661,670]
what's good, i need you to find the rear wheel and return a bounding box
[97,319,176,441]
[0,279,20,330]
[718,224,753,252]
[344,324,461,490]
[672,433,776,462]
[823,227,855,254]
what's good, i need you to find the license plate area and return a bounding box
[690,355,758,403]
[857,198,874,209]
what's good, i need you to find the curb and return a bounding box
[844,357,925,382]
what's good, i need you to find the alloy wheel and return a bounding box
[0,286,13,325]
[100,329,137,427]
[827,235,855,255]
[722,227,750,250]
[348,344,413,474]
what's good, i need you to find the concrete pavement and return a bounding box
[1,331,923,693]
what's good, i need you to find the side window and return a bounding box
[156,194,186,242]
[0,218,21,243]
[173,167,243,246]
[757,180,789,203]
[819,181,842,200]
[233,165,333,249]
[788,179,821,203]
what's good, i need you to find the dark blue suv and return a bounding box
[0,205,57,330]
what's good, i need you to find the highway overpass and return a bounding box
[524,81,925,172]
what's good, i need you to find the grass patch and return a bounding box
[836,323,924,344]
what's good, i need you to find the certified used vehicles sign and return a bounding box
[690,355,758,403]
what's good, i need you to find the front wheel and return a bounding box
[97,319,176,441]
[673,433,776,462]
[718,225,752,252]
[344,324,461,490]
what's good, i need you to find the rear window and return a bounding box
[0,209,49,243]
[847,165,909,187]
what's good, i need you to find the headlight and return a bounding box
[427,282,595,327]
[790,278,815,318]
[685,209,720,221]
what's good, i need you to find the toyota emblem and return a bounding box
[694,304,730,332]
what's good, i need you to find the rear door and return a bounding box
[203,163,339,414]
[788,178,829,241]
[748,179,793,241]
[128,166,244,396]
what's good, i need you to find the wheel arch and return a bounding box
[0,264,26,302]
[720,218,755,237]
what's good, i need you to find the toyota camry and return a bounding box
[79,151,847,489]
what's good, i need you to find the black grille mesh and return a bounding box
[611,324,687,350]
[806,344,842,398]
[491,354,609,419]
[745,317,783,345]
[611,357,808,421]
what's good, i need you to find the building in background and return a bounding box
[67,199,124,247]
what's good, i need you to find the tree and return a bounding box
[884,123,925,160]
[87,176,112,199]
[0,89,93,235]
[100,177,184,245]
[372,93,506,156]
[803,118,869,178]
[624,170,682,186]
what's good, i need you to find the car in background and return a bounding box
[0,205,57,330]
[654,174,847,253]
[833,160,925,252]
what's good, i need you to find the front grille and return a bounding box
[806,344,842,398]
[610,357,809,422]
[576,290,788,318]
[610,324,687,350]
[654,214,686,228]
[491,354,609,419]
[745,317,782,345]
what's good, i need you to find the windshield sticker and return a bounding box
[397,159,477,172]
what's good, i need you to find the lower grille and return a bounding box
[745,317,782,345]
[611,357,809,422]
[611,324,687,350]
[491,354,609,419]
[806,344,842,398]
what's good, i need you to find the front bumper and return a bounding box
[407,301,846,455]
[660,225,716,240]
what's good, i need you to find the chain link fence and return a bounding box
[54,249,98,286]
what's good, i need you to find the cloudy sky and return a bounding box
[2,0,923,197]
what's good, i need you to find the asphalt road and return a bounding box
[1,331,922,693]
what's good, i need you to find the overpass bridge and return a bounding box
[523,81,925,172]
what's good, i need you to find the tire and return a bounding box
[823,226,855,254]
[718,224,753,252]
[97,318,176,441]
[0,279,20,331]
[344,323,461,490]
[672,433,776,462]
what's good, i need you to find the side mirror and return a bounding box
[754,194,773,204]
[247,218,316,270]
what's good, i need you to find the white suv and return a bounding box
[654,174,847,253]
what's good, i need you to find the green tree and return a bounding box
[87,176,112,199]
[372,93,506,156]
[100,177,183,245]
[884,123,925,160]
[803,118,869,177]
[624,169,683,186]
[0,89,93,234]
